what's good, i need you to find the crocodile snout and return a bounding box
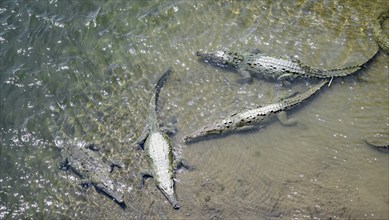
[173,203,180,210]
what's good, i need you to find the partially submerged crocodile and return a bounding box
[196,50,362,82]
[184,80,329,142]
[364,139,389,153]
[135,68,181,209]
[58,139,125,205]
[372,10,389,53]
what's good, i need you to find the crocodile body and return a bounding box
[196,50,361,82]
[372,10,389,53]
[60,140,124,204]
[364,139,389,153]
[184,80,329,142]
[135,68,180,209]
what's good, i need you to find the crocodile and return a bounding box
[58,139,125,205]
[196,50,362,83]
[135,68,180,209]
[184,80,329,142]
[372,10,389,53]
[364,139,389,153]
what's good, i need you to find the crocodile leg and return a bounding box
[134,126,150,150]
[173,159,194,171]
[59,158,70,170]
[109,163,123,173]
[160,125,177,135]
[160,116,178,135]
[108,153,128,171]
[138,170,154,189]
[250,48,262,54]
[276,111,298,126]
[237,68,253,83]
[277,73,294,81]
[86,143,100,151]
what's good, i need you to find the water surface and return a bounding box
[0,0,388,219]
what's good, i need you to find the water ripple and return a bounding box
[0,0,388,219]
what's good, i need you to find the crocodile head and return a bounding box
[196,50,244,67]
[183,119,234,142]
[157,180,180,209]
[95,180,125,204]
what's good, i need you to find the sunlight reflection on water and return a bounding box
[0,0,388,219]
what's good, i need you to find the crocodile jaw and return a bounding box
[184,123,228,142]
[196,51,230,66]
[157,184,180,209]
[96,181,124,203]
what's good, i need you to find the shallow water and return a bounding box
[0,0,388,219]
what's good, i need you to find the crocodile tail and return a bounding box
[308,47,379,78]
[283,79,329,108]
[314,65,362,78]
[149,68,172,123]
[154,68,172,109]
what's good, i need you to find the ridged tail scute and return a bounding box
[309,44,381,78]
[294,80,329,102]
[154,68,172,109]
[276,79,329,112]
[311,65,362,78]
[149,68,172,125]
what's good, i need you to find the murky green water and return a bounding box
[0,0,388,219]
